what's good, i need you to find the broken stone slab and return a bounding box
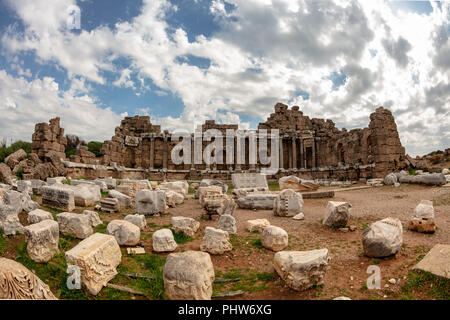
[196,179,228,196]
[279,175,319,191]
[46,177,67,185]
[41,185,75,211]
[0,257,57,299]
[108,190,132,209]
[232,173,268,189]
[323,201,352,228]
[158,181,189,196]
[414,200,435,219]
[27,208,53,224]
[124,214,147,230]
[164,190,184,207]
[82,210,103,227]
[273,189,304,217]
[163,251,215,300]
[4,149,27,169]
[100,197,120,213]
[362,217,403,258]
[231,187,270,198]
[171,216,200,237]
[413,244,450,279]
[71,184,101,207]
[152,228,177,252]
[29,179,47,195]
[21,192,40,212]
[17,180,33,196]
[135,190,166,216]
[200,227,232,255]
[217,214,237,234]
[293,213,305,220]
[366,178,383,187]
[273,249,329,291]
[0,163,12,181]
[237,194,277,210]
[106,220,141,246]
[398,173,446,186]
[65,233,122,295]
[384,173,398,185]
[203,194,236,216]
[127,247,145,255]
[96,177,117,189]
[408,217,436,233]
[116,179,152,198]
[246,219,270,233]
[0,189,24,235]
[56,212,94,239]
[301,190,335,199]
[261,226,288,251]
[24,220,59,263]
[198,186,223,205]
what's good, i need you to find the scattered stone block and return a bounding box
[24,220,59,263]
[124,214,147,230]
[203,194,236,217]
[41,185,75,211]
[279,176,319,191]
[165,190,184,207]
[116,179,152,198]
[232,173,268,189]
[27,209,53,224]
[200,227,232,255]
[237,194,277,210]
[197,179,228,196]
[106,220,140,246]
[261,226,288,251]
[72,184,101,207]
[384,173,397,185]
[414,244,450,279]
[246,219,270,233]
[362,217,403,258]
[323,201,352,228]
[273,189,304,217]
[108,190,132,209]
[65,233,122,295]
[100,197,120,213]
[163,251,215,300]
[82,210,103,227]
[0,190,24,235]
[293,213,305,220]
[56,212,93,239]
[171,216,200,237]
[135,190,166,216]
[158,181,189,196]
[217,214,237,234]
[414,200,434,219]
[274,249,329,291]
[408,217,436,233]
[127,247,145,255]
[198,186,222,205]
[152,228,177,252]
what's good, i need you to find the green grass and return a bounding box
[409,168,416,175]
[268,181,280,191]
[214,268,278,294]
[251,238,263,249]
[172,231,193,244]
[94,223,107,234]
[0,230,5,255]
[400,270,450,300]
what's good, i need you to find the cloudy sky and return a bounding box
[0,0,448,156]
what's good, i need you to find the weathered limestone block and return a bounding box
[196,179,228,197]
[273,189,304,217]
[398,173,446,186]
[21,192,40,212]
[384,173,397,185]
[408,217,436,233]
[158,181,189,196]
[218,214,237,234]
[65,233,122,295]
[124,214,147,230]
[246,219,271,232]
[163,251,215,300]
[72,184,101,207]
[4,149,27,169]
[27,209,53,224]
[116,179,151,198]
[56,212,93,239]
[82,210,103,227]
[24,220,59,263]
[106,220,140,246]
[232,173,268,189]
[261,226,288,251]
[41,185,75,211]
[0,190,24,235]
[0,258,57,299]
[152,228,177,252]
[323,201,352,228]
[171,216,200,237]
[273,249,329,291]
[165,190,184,207]
[0,163,12,181]
[237,194,277,210]
[46,177,67,185]
[96,177,116,189]
[414,244,450,279]
[232,187,269,198]
[29,179,47,195]
[108,190,132,209]
[203,194,236,216]
[362,217,403,258]
[414,200,434,219]
[200,227,232,255]
[135,190,166,216]
[17,180,33,196]
[100,198,120,212]
[279,176,319,191]
[198,186,222,205]
[366,178,383,187]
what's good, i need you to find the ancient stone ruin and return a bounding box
[25,103,406,182]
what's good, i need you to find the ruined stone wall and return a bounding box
[32,117,67,159]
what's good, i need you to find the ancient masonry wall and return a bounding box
[31,103,406,180]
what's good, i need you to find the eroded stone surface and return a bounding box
[27,209,53,224]
[171,216,200,237]
[217,214,237,234]
[273,189,304,217]
[82,210,103,227]
[246,219,270,233]
[106,220,141,246]
[135,190,166,216]
[261,226,288,251]
[41,185,75,211]
[152,228,177,252]
[200,227,232,255]
[56,212,93,239]
[323,201,352,228]
[237,194,277,210]
[362,217,403,258]
[24,220,59,263]
[414,244,450,279]
[414,200,435,219]
[124,214,147,230]
[108,190,132,209]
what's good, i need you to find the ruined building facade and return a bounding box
[30,103,406,181]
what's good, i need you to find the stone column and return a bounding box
[292,136,297,170]
[279,136,284,170]
[288,137,293,169]
[235,135,241,172]
[149,135,155,169]
[299,138,303,169]
[303,140,307,168]
[163,133,168,170]
[312,136,317,168]
[190,133,195,170]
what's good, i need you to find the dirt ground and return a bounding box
[1,183,449,300]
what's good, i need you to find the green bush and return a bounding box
[0,141,32,163]
[65,148,77,157]
[87,141,103,157]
